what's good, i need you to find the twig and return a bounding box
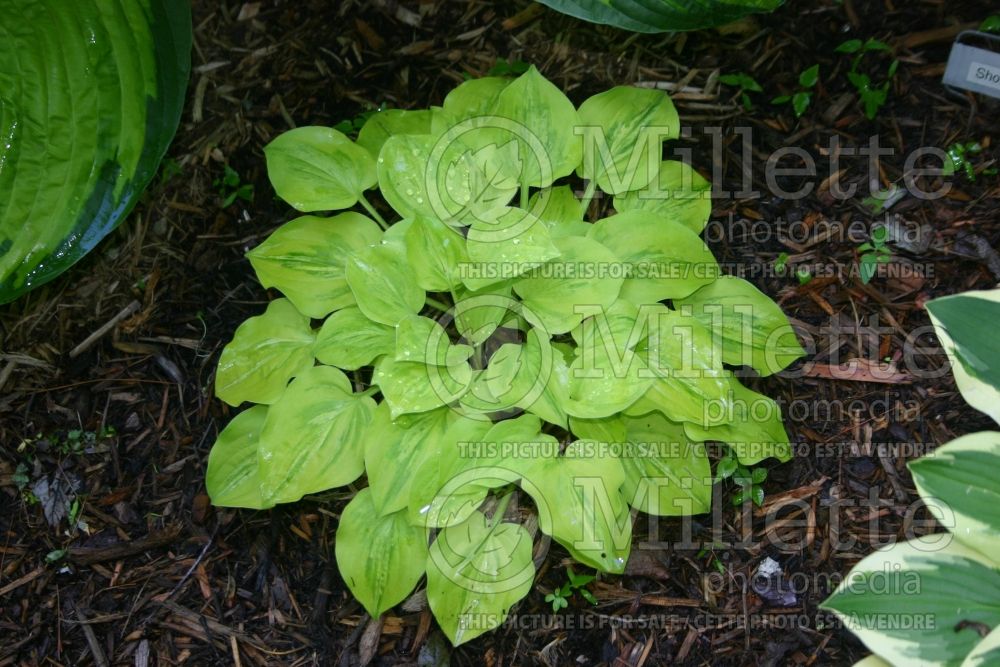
[69,300,141,358]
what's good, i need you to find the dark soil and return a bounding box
[2,0,998,665]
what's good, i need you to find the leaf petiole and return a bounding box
[359,192,389,230]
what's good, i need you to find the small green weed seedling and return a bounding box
[545,567,598,611]
[981,15,1000,33]
[719,72,763,110]
[488,58,530,77]
[772,64,819,118]
[215,165,254,208]
[836,38,898,120]
[333,106,384,136]
[943,141,997,181]
[858,225,891,284]
[716,450,767,506]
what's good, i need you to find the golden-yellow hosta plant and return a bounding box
[206,67,803,645]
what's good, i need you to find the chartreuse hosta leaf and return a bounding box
[405,216,469,291]
[265,126,376,212]
[464,207,561,291]
[621,412,712,516]
[335,488,428,618]
[588,210,717,303]
[257,366,375,504]
[675,275,805,376]
[490,66,582,187]
[614,161,712,234]
[682,372,792,465]
[209,67,802,642]
[356,108,435,159]
[577,86,679,195]
[205,406,269,509]
[314,307,393,371]
[516,440,632,572]
[821,536,1000,667]
[513,235,625,334]
[247,213,383,318]
[530,185,592,238]
[535,0,784,33]
[908,432,1000,562]
[364,405,458,515]
[215,299,316,406]
[0,0,191,304]
[426,509,535,645]
[926,289,1000,425]
[346,239,425,326]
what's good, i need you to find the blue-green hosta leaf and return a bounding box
[257,366,375,504]
[675,275,805,376]
[364,404,459,516]
[205,406,269,509]
[577,86,679,195]
[513,235,625,335]
[926,289,1000,425]
[821,536,1000,667]
[909,432,1000,564]
[215,298,316,406]
[375,355,473,418]
[246,213,383,318]
[335,488,428,617]
[0,0,191,303]
[622,412,712,515]
[681,374,792,464]
[613,161,712,234]
[264,126,376,212]
[356,108,436,159]
[314,307,393,371]
[529,185,592,237]
[588,210,718,302]
[491,66,583,187]
[464,208,561,291]
[536,0,785,33]
[346,239,425,326]
[405,216,470,291]
[426,510,536,645]
[515,440,632,573]
[395,315,474,367]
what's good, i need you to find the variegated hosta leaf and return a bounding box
[247,213,383,318]
[529,186,592,238]
[426,510,536,645]
[356,108,435,160]
[335,488,428,617]
[257,366,375,504]
[405,215,470,291]
[926,289,1000,425]
[908,431,1000,564]
[464,207,561,291]
[675,275,805,376]
[375,355,474,418]
[821,536,1000,667]
[963,625,1000,667]
[215,299,315,406]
